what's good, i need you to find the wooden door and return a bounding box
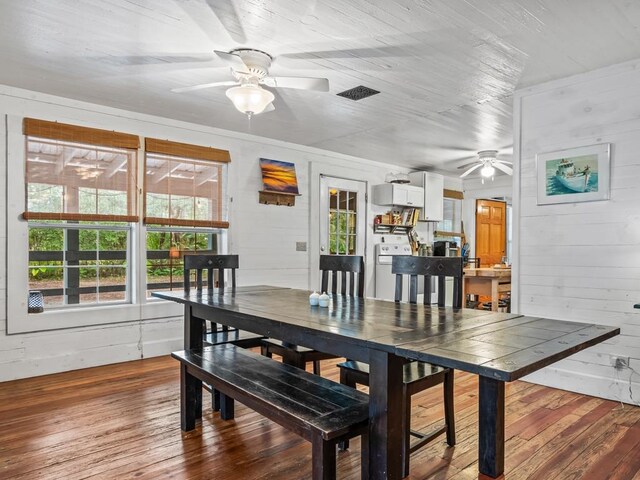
[475,199,506,267]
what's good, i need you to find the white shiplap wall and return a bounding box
[513,59,640,404]
[0,85,416,381]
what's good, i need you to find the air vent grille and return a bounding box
[337,85,380,101]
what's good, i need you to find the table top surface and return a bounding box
[153,286,618,382]
[464,267,512,278]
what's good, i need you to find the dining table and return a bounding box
[153,285,619,480]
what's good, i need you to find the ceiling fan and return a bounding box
[171,48,330,117]
[459,150,513,179]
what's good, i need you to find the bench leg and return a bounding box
[311,436,336,480]
[338,369,357,451]
[180,363,202,431]
[313,360,321,375]
[220,393,235,420]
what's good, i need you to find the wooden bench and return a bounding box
[172,344,370,480]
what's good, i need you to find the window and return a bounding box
[145,227,219,296]
[434,190,464,250]
[144,138,229,294]
[9,117,231,332]
[24,119,138,309]
[328,189,358,255]
[436,197,462,235]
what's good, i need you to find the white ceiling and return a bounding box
[1,0,640,174]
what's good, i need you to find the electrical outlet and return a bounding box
[610,355,630,369]
[296,242,307,252]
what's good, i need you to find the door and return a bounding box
[319,176,366,257]
[475,199,506,267]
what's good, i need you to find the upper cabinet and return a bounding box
[409,172,444,221]
[372,183,424,207]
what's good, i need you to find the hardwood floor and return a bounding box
[1,355,639,479]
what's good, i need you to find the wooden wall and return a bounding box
[513,59,640,404]
[0,85,411,381]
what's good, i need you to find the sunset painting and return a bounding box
[259,158,299,194]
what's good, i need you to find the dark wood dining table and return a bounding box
[153,286,619,480]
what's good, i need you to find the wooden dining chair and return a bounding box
[338,256,462,477]
[183,254,264,410]
[261,255,365,375]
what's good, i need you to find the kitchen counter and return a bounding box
[463,267,511,311]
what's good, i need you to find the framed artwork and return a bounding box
[259,158,299,194]
[536,143,610,205]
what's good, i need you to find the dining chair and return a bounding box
[183,254,264,410]
[338,255,461,477]
[463,256,481,308]
[260,254,365,375]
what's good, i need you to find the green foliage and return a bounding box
[328,211,355,255]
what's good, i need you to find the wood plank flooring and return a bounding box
[1,355,639,479]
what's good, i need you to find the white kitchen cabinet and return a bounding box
[372,183,424,207]
[409,171,444,221]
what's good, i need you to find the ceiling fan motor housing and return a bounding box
[477,150,498,161]
[230,48,272,78]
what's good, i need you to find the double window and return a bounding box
[22,118,229,312]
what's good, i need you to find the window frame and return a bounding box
[6,116,229,334]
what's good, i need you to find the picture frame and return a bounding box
[536,143,610,205]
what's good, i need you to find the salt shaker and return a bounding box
[318,292,330,307]
[309,291,320,306]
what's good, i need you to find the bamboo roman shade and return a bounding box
[145,138,230,163]
[23,118,140,150]
[144,138,229,229]
[23,118,139,222]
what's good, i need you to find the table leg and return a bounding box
[184,305,204,350]
[491,279,499,312]
[478,376,505,478]
[184,306,203,417]
[368,350,405,480]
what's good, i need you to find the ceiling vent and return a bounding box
[337,85,380,101]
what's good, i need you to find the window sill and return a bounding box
[8,301,183,334]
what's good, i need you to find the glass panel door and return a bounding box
[320,176,366,256]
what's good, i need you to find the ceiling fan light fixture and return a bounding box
[480,164,496,178]
[225,83,274,117]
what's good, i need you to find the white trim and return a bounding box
[7,114,30,332]
[511,94,522,314]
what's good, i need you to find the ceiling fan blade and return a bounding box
[263,103,276,113]
[457,161,480,170]
[459,163,484,178]
[214,50,249,73]
[280,44,420,60]
[263,76,329,92]
[495,160,513,165]
[172,80,238,93]
[87,54,216,67]
[493,162,513,175]
[205,0,247,43]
